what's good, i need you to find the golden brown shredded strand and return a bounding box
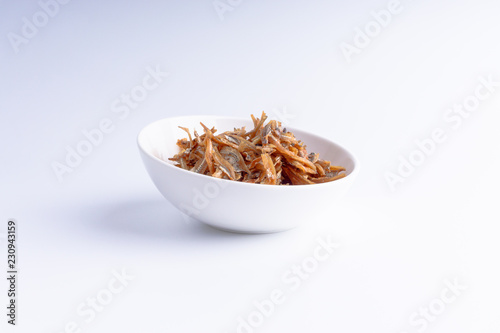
[204,135,215,175]
[178,126,193,148]
[169,113,346,185]
[261,153,277,185]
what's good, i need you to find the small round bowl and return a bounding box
[138,115,359,233]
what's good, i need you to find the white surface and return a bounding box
[1,0,499,332]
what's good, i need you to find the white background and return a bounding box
[1,0,500,332]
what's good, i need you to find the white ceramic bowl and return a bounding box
[138,116,359,233]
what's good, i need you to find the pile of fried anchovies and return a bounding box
[169,112,346,185]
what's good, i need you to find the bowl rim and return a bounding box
[137,115,360,189]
